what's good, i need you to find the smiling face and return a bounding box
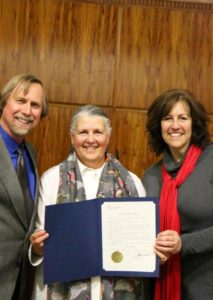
[0,82,44,142]
[161,100,192,161]
[71,114,111,169]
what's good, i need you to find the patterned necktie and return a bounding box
[17,145,34,224]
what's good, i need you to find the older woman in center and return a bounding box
[29,104,146,300]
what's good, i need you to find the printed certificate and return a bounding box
[102,201,157,273]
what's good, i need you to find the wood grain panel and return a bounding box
[112,109,158,177]
[209,115,213,142]
[0,0,118,106]
[27,104,75,175]
[43,1,118,105]
[115,5,213,113]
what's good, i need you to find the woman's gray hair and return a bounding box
[70,104,112,134]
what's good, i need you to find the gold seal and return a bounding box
[111,251,123,263]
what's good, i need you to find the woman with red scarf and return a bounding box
[142,89,213,300]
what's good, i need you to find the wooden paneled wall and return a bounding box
[0,0,213,177]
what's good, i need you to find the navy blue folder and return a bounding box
[44,197,159,284]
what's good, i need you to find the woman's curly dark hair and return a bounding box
[147,89,211,155]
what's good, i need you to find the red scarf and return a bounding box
[154,145,202,300]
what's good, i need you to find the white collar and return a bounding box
[77,159,105,178]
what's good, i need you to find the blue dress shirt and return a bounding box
[0,126,36,199]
